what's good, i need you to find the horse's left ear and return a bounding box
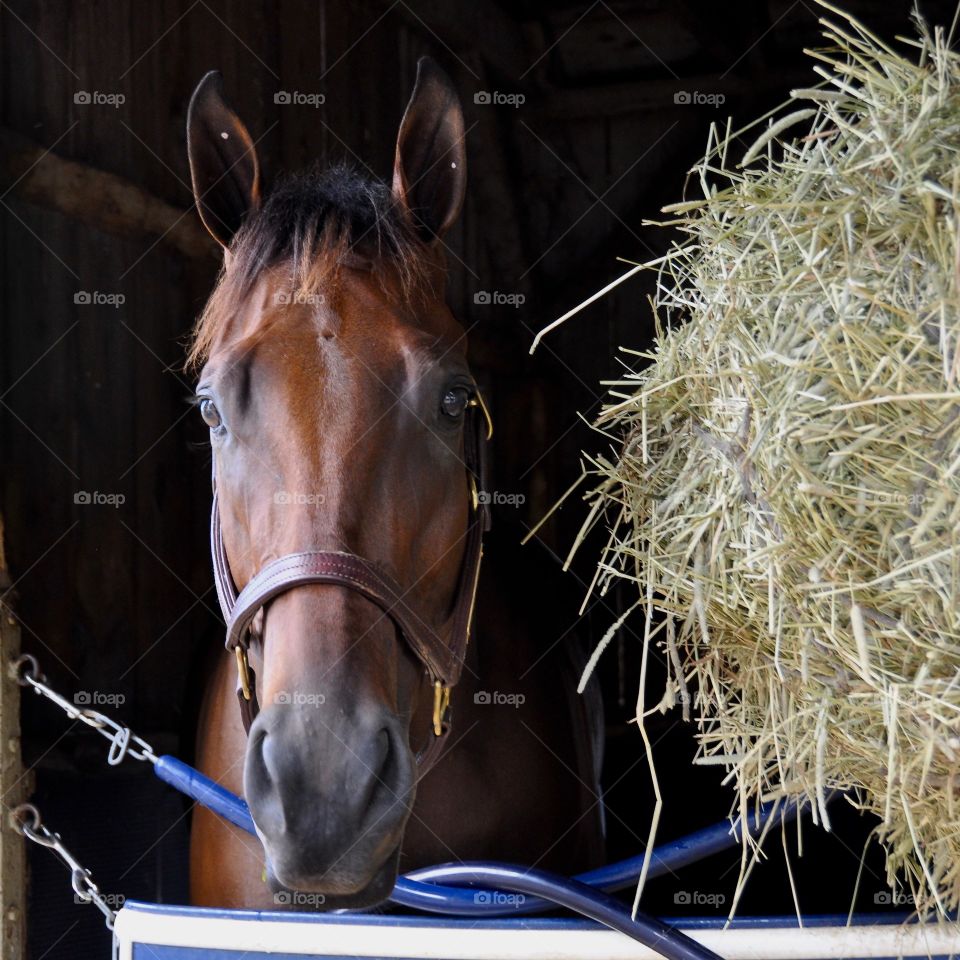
[392,58,466,242]
[187,70,261,249]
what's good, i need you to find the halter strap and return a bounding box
[210,399,491,778]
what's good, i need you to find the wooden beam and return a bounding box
[370,0,529,83]
[0,516,25,960]
[0,128,217,261]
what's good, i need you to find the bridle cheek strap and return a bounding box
[210,401,491,778]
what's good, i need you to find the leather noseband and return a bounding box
[210,398,491,778]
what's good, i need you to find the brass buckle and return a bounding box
[432,680,450,737]
[235,646,253,702]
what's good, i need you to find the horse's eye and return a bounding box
[441,387,470,420]
[199,398,222,429]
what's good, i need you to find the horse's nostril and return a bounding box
[380,727,400,786]
[357,728,394,811]
[245,726,272,793]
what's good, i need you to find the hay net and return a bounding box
[572,2,960,918]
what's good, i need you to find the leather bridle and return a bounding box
[210,395,492,777]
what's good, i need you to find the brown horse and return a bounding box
[185,59,604,911]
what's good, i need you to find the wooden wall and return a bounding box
[2,1,957,956]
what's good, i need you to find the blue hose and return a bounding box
[154,754,794,921]
[397,863,723,960]
[405,800,795,916]
[155,755,256,834]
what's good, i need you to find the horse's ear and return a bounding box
[187,71,261,249]
[392,58,466,243]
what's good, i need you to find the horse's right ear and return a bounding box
[187,71,261,250]
[392,58,466,243]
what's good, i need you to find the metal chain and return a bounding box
[10,804,118,930]
[11,654,156,765]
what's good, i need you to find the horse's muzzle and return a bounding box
[243,699,416,903]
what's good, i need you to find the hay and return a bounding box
[553,3,960,917]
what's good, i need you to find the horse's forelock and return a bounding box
[187,164,431,370]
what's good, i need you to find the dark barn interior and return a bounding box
[1,1,957,956]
